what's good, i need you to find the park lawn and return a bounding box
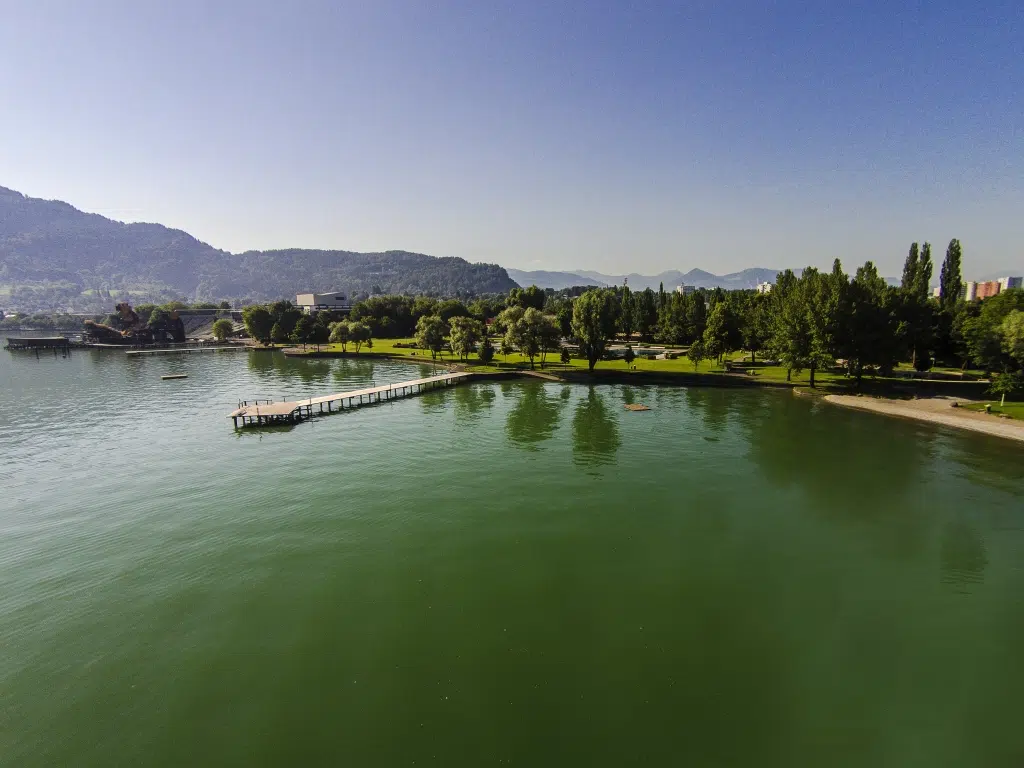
[962,401,1024,420]
[292,339,860,390]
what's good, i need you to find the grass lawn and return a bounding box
[962,401,1024,420]
[285,338,862,391]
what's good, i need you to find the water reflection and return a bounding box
[746,393,922,507]
[685,387,730,434]
[246,350,333,384]
[330,358,377,389]
[943,436,1024,496]
[505,382,563,450]
[453,384,496,423]
[572,387,621,469]
[940,517,988,593]
[744,392,931,559]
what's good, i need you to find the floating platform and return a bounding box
[161,374,189,380]
[229,372,472,428]
[5,336,72,351]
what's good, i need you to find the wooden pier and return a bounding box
[126,345,249,356]
[228,372,473,428]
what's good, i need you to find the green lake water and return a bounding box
[1,343,1023,766]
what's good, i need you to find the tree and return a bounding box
[309,321,330,350]
[633,288,658,342]
[211,318,233,341]
[500,336,513,361]
[939,238,963,311]
[329,321,351,351]
[703,301,733,363]
[560,347,571,365]
[623,344,635,367]
[411,296,439,322]
[619,287,634,340]
[687,292,707,340]
[314,310,334,329]
[242,305,276,344]
[554,300,573,338]
[769,270,811,381]
[270,321,288,345]
[415,315,446,360]
[741,293,771,363]
[449,316,483,362]
[268,301,302,339]
[494,305,524,337]
[688,338,707,371]
[1002,309,1024,367]
[291,315,314,348]
[915,242,933,302]
[845,261,902,383]
[988,372,1020,408]
[437,299,471,323]
[901,242,920,291]
[538,313,561,368]
[657,291,691,345]
[478,334,495,364]
[803,263,848,387]
[571,289,618,372]
[503,307,545,369]
[508,285,546,311]
[348,321,372,353]
[964,290,1024,372]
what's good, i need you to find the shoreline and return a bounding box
[281,347,806,390]
[824,395,1024,444]
[278,347,1022,441]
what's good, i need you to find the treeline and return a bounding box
[240,300,373,351]
[239,239,1024,395]
[0,312,91,330]
[582,238,1022,385]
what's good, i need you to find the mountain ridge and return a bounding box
[0,185,517,305]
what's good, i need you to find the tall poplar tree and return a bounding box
[901,243,919,292]
[939,238,963,311]
[915,242,933,302]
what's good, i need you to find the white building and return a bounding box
[296,292,351,313]
[998,276,1023,292]
[964,282,978,302]
[756,281,773,294]
[675,284,696,296]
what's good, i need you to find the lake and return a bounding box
[1,343,1022,766]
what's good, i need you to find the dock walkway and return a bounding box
[127,345,249,356]
[229,371,472,427]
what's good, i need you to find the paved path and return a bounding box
[825,395,1024,443]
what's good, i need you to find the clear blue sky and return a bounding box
[1,1,1021,277]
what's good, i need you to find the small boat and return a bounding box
[161,374,188,380]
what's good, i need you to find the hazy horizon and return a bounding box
[2,2,1021,277]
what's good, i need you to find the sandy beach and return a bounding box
[825,395,1024,443]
